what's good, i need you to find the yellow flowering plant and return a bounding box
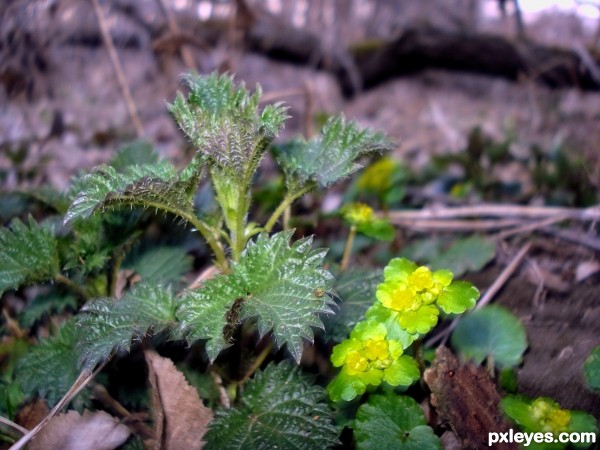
[327,321,420,402]
[328,257,480,402]
[501,396,598,449]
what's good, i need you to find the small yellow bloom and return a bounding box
[342,203,375,226]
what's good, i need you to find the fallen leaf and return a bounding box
[576,261,600,282]
[145,350,213,450]
[15,398,49,430]
[29,410,130,450]
[423,346,517,450]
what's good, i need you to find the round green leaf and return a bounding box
[357,219,395,241]
[583,346,600,392]
[353,395,441,450]
[451,305,527,368]
[437,281,479,314]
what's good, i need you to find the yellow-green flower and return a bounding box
[530,398,571,434]
[341,203,395,241]
[357,157,397,194]
[501,395,598,449]
[327,321,419,402]
[342,203,375,226]
[375,258,478,335]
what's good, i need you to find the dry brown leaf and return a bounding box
[28,410,130,450]
[15,398,49,430]
[424,346,517,450]
[145,350,213,450]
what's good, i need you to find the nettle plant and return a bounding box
[0,73,483,448]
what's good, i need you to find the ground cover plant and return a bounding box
[0,73,598,449]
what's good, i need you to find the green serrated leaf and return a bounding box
[238,231,335,363]
[124,246,192,285]
[77,284,177,368]
[19,292,77,328]
[110,141,160,170]
[169,72,287,180]
[178,275,245,361]
[451,305,527,368]
[204,362,338,450]
[0,217,59,295]
[179,231,334,363]
[65,162,196,224]
[430,236,496,276]
[583,346,600,392]
[16,321,81,406]
[353,394,441,450]
[322,268,382,342]
[274,116,392,188]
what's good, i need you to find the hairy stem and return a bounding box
[55,273,90,302]
[264,184,313,233]
[340,225,357,271]
[139,199,229,271]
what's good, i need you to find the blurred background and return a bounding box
[1,0,600,193]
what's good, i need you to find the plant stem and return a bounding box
[239,342,274,384]
[264,184,313,233]
[340,225,356,271]
[55,273,90,301]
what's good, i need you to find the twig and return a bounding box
[239,342,273,384]
[540,227,600,252]
[155,0,196,71]
[0,416,28,436]
[303,80,314,138]
[392,218,522,231]
[10,361,107,450]
[386,204,600,222]
[340,225,356,271]
[89,383,154,439]
[424,242,531,348]
[491,215,570,241]
[260,88,307,103]
[210,370,230,408]
[91,0,144,137]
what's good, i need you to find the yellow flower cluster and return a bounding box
[530,398,571,434]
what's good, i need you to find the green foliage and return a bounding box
[180,231,334,362]
[583,346,600,392]
[204,362,338,450]
[123,245,193,285]
[353,395,441,450]
[342,203,395,241]
[401,236,496,277]
[16,321,81,406]
[275,116,392,189]
[322,268,382,342]
[430,236,496,276]
[178,275,245,362]
[501,396,598,449]
[169,72,287,180]
[65,162,195,224]
[109,141,160,170]
[451,305,527,368]
[0,217,59,295]
[0,338,29,418]
[77,284,177,368]
[19,292,77,328]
